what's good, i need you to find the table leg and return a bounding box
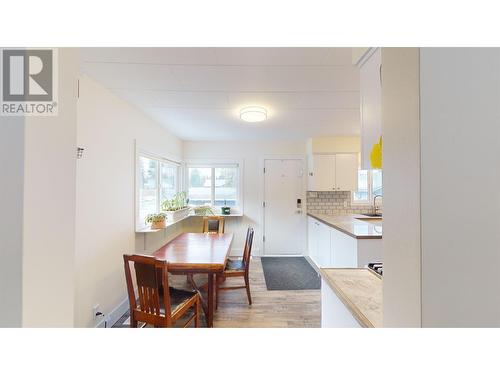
[207,272,214,328]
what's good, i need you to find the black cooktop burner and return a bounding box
[368,262,383,276]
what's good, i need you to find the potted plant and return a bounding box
[193,205,215,216]
[145,212,167,229]
[221,200,231,215]
[161,191,190,222]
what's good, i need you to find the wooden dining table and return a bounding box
[152,232,233,327]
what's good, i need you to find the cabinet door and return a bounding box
[330,228,357,267]
[335,154,358,191]
[360,48,382,169]
[310,154,335,191]
[307,217,319,264]
[317,222,332,267]
[321,279,362,328]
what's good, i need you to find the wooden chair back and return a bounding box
[202,216,225,234]
[242,227,254,271]
[123,254,171,327]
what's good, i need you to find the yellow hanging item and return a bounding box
[370,136,382,169]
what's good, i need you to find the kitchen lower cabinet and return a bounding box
[321,278,362,328]
[330,228,358,267]
[307,217,319,263]
[317,220,332,266]
[308,217,331,267]
[308,219,382,268]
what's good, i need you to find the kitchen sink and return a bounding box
[361,213,382,217]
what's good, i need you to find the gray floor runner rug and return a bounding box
[260,257,321,290]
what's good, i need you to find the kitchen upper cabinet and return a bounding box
[308,153,357,191]
[308,154,335,191]
[359,48,382,170]
[335,154,358,191]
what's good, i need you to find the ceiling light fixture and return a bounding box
[240,106,267,123]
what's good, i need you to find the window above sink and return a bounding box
[352,169,383,206]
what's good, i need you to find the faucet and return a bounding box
[373,195,383,215]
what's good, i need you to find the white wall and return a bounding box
[183,141,307,256]
[383,47,500,328]
[75,74,183,327]
[0,116,24,327]
[381,48,422,327]
[306,136,361,154]
[420,48,500,327]
[22,48,79,327]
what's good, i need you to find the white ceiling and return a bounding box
[80,48,360,141]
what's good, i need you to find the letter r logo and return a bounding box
[2,50,53,102]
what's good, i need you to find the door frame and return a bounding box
[260,154,307,256]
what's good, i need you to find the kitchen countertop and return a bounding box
[307,212,382,239]
[320,268,382,328]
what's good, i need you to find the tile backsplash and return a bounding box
[306,191,376,215]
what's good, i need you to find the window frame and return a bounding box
[135,151,181,230]
[351,169,383,206]
[184,159,244,214]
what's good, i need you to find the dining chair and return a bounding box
[123,254,201,328]
[215,227,254,308]
[202,216,225,234]
[186,216,225,287]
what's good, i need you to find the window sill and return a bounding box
[135,212,244,233]
[193,212,244,217]
[135,213,192,233]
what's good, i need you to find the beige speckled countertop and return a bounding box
[320,268,382,328]
[307,212,382,239]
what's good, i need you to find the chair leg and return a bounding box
[130,315,138,328]
[187,274,195,287]
[215,275,220,310]
[244,274,252,305]
[195,296,200,328]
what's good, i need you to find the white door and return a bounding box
[335,154,358,191]
[264,159,305,255]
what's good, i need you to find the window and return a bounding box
[186,162,242,212]
[137,154,179,228]
[214,167,238,207]
[353,170,369,201]
[352,169,383,205]
[160,162,178,204]
[188,167,212,206]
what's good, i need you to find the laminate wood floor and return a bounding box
[173,257,321,328]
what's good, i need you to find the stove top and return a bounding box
[368,262,383,276]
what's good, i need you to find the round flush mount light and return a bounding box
[240,106,267,123]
